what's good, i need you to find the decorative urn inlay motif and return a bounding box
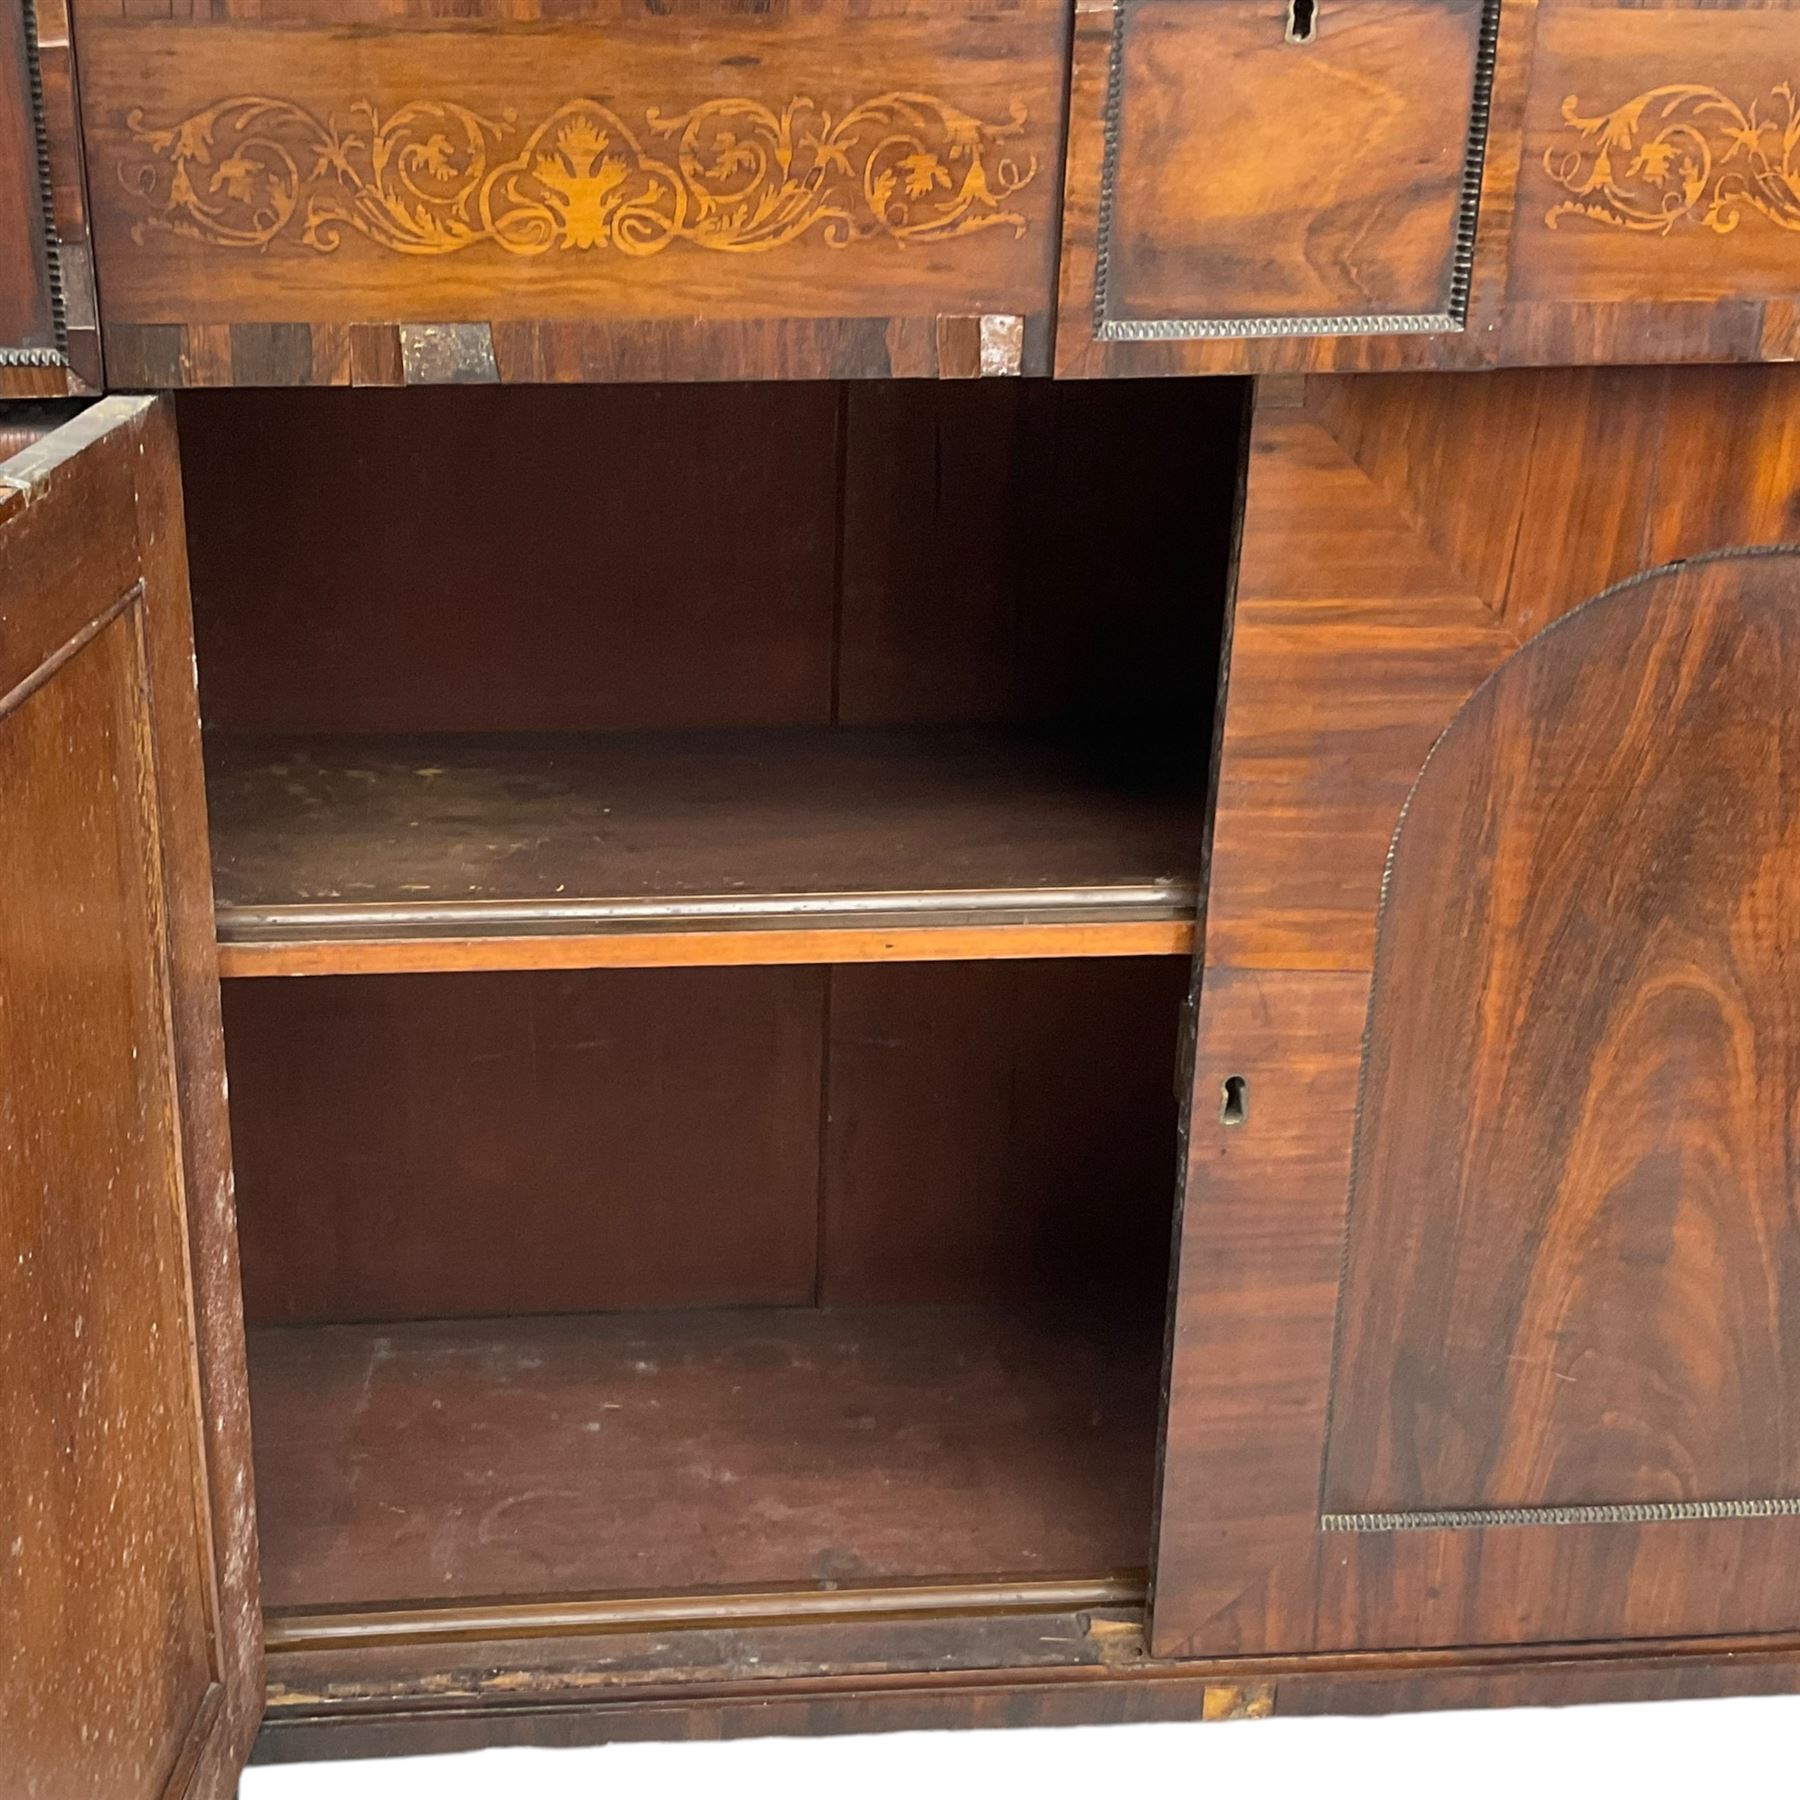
[118,93,1040,255]
[1543,80,1800,233]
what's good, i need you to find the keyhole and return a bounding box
[1286,0,1317,41]
[1220,1075,1249,1127]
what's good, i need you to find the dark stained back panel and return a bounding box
[227,959,1185,1327]
[180,378,1244,743]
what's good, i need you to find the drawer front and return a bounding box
[1506,0,1800,360]
[1058,0,1497,371]
[75,3,1066,383]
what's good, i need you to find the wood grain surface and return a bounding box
[1059,0,1800,373]
[1152,967,1371,1656]
[76,1,1067,382]
[1155,367,1800,1661]
[248,1305,1162,1609]
[219,921,1193,976]
[1096,0,1487,325]
[1327,549,1800,1522]
[127,398,267,1793]
[0,403,258,1796]
[223,957,1183,1324]
[205,728,1203,967]
[1202,365,1800,971]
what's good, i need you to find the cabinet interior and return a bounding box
[178,376,1247,1621]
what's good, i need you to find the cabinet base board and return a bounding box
[257,1616,1800,1763]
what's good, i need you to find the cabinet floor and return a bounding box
[247,1305,1161,1613]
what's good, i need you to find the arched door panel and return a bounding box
[1326,549,1800,1535]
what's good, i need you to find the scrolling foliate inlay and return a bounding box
[1543,81,1800,234]
[118,93,1039,256]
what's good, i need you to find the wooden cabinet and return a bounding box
[7,367,1800,1779]
[8,5,1800,1777]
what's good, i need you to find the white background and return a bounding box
[243,1693,1792,1797]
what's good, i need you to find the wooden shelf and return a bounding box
[248,1305,1161,1622]
[207,729,1204,975]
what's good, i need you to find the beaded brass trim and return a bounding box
[1324,1498,1800,1532]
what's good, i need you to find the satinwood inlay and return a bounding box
[1545,81,1800,234]
[118,93,1040,256]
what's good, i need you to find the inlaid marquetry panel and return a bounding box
[1542,84,1800,238]
[120,93,1037,259]
[1511,3,1800,305]
[75,5,1067,382]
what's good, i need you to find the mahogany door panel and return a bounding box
[1321,543,1800,1507]
[0,399,259,1797]
[0,0,98,392]
[72,1,1067,383]
[1154,367,1800,1657]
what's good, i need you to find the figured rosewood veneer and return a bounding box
[1326,549,1800,1537]
[1157,364,1800,1659]
[1074,0,1499,341]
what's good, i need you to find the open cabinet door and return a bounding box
[1153,367,1800,1660]
[0,400,261,1796]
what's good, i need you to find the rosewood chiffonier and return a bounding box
[4,0,1800,1787]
